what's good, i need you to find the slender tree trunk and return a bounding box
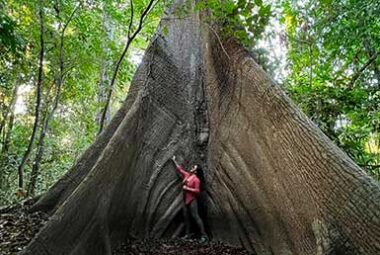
[0,87,17,189]
[98,0,156,134]
[27,109,48,196]
[0,107,8,142]
[97,61,111,128]
[22,2,380,255]
[17,3,45,190]
[0,83,19,140]
[28,87,139,213]
[0,100,7,138]
[2,98,16,156]
[26,3,80,197]
[96,8,113,129]
[1,84,19,154]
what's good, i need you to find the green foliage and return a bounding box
[0,0,165,205]
[195,0,273,48]
[0,0,25,67]
[281,0,380,179]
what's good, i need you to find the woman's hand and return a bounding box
[183,185,196,193]
[172,155,176,161]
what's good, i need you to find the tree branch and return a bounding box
[62,3,80,34]
[207,24,230,60]
[347,51,380,87]
[98,0,157,134]
[127,0,134,39]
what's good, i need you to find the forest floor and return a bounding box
[112,238,250,255]
[0,206,250,255]
[0,206,48,254]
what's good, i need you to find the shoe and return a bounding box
[199,235,209,243]
[181,234,191,240]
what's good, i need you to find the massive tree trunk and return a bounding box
[22,2,380,255]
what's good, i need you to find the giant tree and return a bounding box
[22,1,380,254]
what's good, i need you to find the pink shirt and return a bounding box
[176,166,201,205]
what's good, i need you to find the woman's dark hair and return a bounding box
[194,164,202,172]
[194,164,205,191]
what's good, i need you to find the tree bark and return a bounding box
[1,83,19,154]
[27,108,48,197]
[203,36,379,254]
[21,2,380,255]
[0,83,19,141]
[0,85,18,190]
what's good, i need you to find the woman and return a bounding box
[172,155,208,243]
